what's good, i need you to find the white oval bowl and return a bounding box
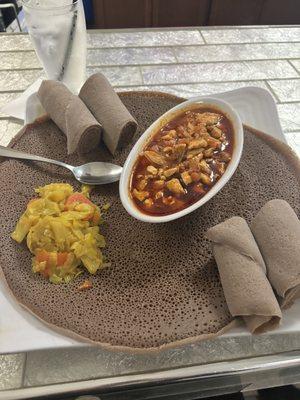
[119,97,243,223]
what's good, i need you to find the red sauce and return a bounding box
[130,107,234,216]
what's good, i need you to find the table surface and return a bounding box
[0,25,300,396]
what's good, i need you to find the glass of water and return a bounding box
[21,0,87,94]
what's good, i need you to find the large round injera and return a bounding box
[0,92,299,350]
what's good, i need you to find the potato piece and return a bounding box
[199,160,211,175]
[162,146,173,153]
[146,165,158,176]
[200,173,211,185]
[163,196,175,205]
[181,171,192,186]
[153,180,165,190]
[164,166,178,178]
[210,127,222,139]
[132,189,149,202]
[144,151,166,166]
[155,191,164,200]
[137,179,147,191]
[144,198,154,207]
[166,178,185,195]
[188,139,208,150]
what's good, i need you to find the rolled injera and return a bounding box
[0,92,299,350]
[79,73,138,155]
[251,200,300,309]
[38,80,102,155]
[207,217,282,333]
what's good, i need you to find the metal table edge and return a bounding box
[2,349,300,399]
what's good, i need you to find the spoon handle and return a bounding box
[0,145,73,172]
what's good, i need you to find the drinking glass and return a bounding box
[21,0,87,94]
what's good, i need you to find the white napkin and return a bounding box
[1,78,45,124]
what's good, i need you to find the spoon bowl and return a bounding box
[73,162,123,185]
[0,145,122,185]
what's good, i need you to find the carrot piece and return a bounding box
[57,252,68,266]
[36,250,51,277]
[65,193,93,207]
[36,249,50,264]
[92,211,101,225]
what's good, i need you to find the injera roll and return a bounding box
[251,200,300,309]
[79,73,138,155]
[38,80,102,155]
[0,92,299,351]
[207,217,282,333]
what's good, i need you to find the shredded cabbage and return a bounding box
[11,183,108,284]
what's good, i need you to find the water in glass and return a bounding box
[22,0,87,93]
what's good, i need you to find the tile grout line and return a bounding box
[2,58,300,72]
[264,80,280,103]
[287,60,300,76]
[114,79,300,88]
[0,77,297,94]
[1,42,300,52]
[1,78,300,94]
[198,30,207,44]
[101,41,300,48]
[137,65,144,85]
[171,47,179,63]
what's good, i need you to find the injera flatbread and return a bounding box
[251,200,300,309]
[207,217,282,334]
[0,92,299,351]
[79,73,138,155]
[38,80,102,155]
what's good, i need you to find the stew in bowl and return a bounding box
[120,97,243,223]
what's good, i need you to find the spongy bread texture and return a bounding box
[0,92,299,349]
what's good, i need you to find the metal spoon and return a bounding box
[0,145,122,185]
